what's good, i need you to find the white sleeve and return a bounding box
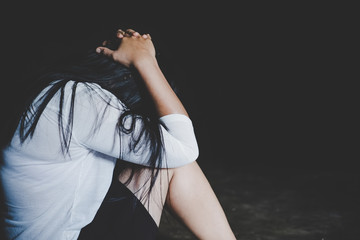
[71,83,199,168]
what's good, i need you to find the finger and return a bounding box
[125,29,140,37]
[117,29,125,35]
[117,29,125,38]
[96,47,114,57]
[102,40,116,46]
[141,34,152,40]
[125,29,135,35]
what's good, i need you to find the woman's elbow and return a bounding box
[165,144,199,168]
[188,144,199,162]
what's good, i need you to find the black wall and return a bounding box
[1,2,355,172]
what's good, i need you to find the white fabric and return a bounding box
[0,81,199,240]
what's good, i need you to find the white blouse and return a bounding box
[0,81,199,240]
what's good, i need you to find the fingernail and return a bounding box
[96,48,101,53]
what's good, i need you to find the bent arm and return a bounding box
[84,29,198,166]
[71,83,198,168]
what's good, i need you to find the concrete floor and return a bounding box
[157,165,360,240]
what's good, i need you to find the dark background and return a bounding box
[1,1,356,172]
[0,2,358,239]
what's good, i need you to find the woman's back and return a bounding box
[1,81,118,239]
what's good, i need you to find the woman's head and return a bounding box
[39,37,177,117]
[60,50,154,114]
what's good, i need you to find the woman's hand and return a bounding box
[96,29,155,68]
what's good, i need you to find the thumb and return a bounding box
[96,47,114,57]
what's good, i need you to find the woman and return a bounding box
[0,28,236,239]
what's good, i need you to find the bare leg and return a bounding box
[118,161,236,239]
[166,161,236,240]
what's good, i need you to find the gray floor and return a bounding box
[158,165,360,240]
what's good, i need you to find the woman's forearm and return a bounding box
[96,29,188,118]
[133,56,188,118]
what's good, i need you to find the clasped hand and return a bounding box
[96,29,155,68]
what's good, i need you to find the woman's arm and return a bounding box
[96,29,188,117]
[71,82,198,168]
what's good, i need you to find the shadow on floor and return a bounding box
[157,164,360,240]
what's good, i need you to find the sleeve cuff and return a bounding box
[159,114,193,126]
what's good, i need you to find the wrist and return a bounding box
[132,55,158,70]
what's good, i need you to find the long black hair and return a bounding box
[4,37,178,199]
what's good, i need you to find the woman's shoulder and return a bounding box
[60,80,109,98]
[64,80,127,110]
